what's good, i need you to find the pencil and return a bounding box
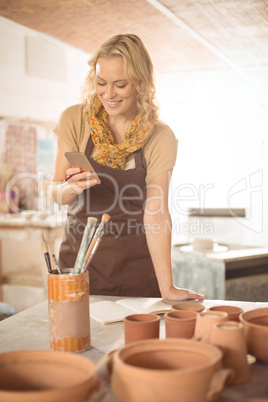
[41,234,52,274]
[64,174,75,182]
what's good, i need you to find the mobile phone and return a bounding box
[64,152,101,182]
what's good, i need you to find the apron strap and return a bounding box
[85,134,94,156]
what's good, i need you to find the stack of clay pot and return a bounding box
[108,302,268,402]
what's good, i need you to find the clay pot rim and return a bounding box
[213,321,244,330]
[165,310,198,321]
[114,338,223,375]
[240,307,268,329]
[209,305,243,313]
[199,311,228,319]
[124,314,160,323]
[172,302,205,312]
[0,350,97,393]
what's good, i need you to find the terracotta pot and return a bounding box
[165,310,198,338]
[48,270,91,353]
[240,307,268,362]
[0,350,99,402]
[208,305,243,322]
[172,301,205,313]
[211,321,251,385]
[124,314,160,345]
[108,338,233,402]
[194,311,228,343]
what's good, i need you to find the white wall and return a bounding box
[0,17,90,122]
[156,70,268,247]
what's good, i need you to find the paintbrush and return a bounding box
[81,231,104,273]
[52,254,61,274]
[81,213,110,272]
[42,234,52,274]
[74,217,98,274]
[92,213,110,241]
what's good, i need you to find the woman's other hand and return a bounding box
[162,285,204,301]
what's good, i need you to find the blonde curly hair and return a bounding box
[82,33,159,131]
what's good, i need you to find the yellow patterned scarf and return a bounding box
[85,97,153,170]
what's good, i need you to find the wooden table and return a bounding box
[0,296,267,401]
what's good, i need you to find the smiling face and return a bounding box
[95,56,138,121]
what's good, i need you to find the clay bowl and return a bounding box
[0,350,99,402]
[108,338,233,402]
[208,305,243,321]
[240,307,268,362]
[172,302,205,313]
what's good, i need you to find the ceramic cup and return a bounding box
[208,305,243,322]
[172,302,205,313]
[211,321,251,385]
[194,311,228,343]
[124,314,160,345]
[165,310,198,339]
[48,269,91,353]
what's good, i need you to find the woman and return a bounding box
[52,33,204,301]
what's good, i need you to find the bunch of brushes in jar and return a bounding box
[73,213,110,274]
[42,214,110,275]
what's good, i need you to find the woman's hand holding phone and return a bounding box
[63,152,101,195]
[64,167,100,195]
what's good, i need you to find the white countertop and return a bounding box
[174,243,268,262]
[0,213,66,228]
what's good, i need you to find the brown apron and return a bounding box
[58,136,161,297]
